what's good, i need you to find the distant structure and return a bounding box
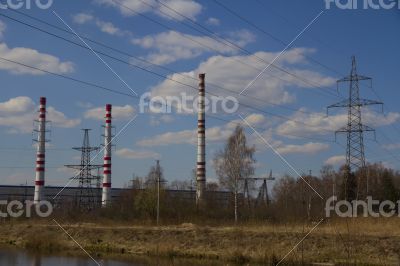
[33,97,48,204]
[240,170,276,208]
[102,104,113,207]
[66,129,102,209]
[328,56,383,194]
[196,73,206,205]
[256,170,276,207]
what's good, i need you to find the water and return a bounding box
[0,248,141,266]
[0,249,228,266]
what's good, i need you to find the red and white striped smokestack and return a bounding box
[196,74,206,205]
[102,104,112,207]
[34,97,46,204]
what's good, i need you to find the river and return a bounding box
[0,248,232,266]
[0,248,141,266]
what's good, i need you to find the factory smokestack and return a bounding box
[196,74,206,205]
[34,97,47,204]
[102,104,112,207]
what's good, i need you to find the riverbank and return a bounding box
[1,218,399,265]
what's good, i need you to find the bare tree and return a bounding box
[145,161,165,189]
[213,125,255,223]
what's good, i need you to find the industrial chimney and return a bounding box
[34,97,47,204]
[196,74,206,205]
[102,104,112,207]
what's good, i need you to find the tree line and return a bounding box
[56,125,400,224]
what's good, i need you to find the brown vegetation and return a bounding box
[1,218,400,265]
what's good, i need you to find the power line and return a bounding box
[211,0,343,78]
[206,114,335,143]
[129,0,342,108]
[0,56,334,135]
[109,0,342,100]
[0,15,335,129]
[0,11,337,112]
[0,56,137,98]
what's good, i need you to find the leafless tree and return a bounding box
[213,125,255,223]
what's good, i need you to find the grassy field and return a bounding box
[1,218,399,265]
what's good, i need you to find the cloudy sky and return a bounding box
[0,0,399,187]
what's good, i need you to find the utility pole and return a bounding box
[328,56,383,197]
[156,160,160,226]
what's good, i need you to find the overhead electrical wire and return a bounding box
[0,56,336,136]
[157,0,343,84]
[1,11,338,113]
[211,0,350,80]
[109,0,342,100]
[0,13,336,125]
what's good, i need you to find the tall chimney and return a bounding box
[102,104,112,207]
[34,97,46,204]
[196,74,206,205]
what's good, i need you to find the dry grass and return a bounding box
[0,218,399,265]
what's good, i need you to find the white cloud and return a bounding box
[73,12,129,36]
[276,109,400,137]
[382,143,400,150]
[276,142,329,155]
[0,43,74,75]
[131,30,255,65]
[137,111,330,156]
[0,96,34,114]
[138,129,195,147]
[147,48,333,114]
[116,148,160,159]
[84,105,136,121]
[149,115,175,126]
[76,101,94,109]
[95,0,202,21]
[0,97,80,134]
[95,20,126,36]
[138,113,264,147]
[72,13,94,24]
[206,17,220,26]
[0,20,6,40]
[48,107,81,128]
[241,113,265,126]
[324,155,346,166]
[156,0,202,20]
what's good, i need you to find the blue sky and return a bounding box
[0,0,399,188]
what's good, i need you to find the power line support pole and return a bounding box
[66,129,102,209]
[327,56,383,197]
[156,160,160,226]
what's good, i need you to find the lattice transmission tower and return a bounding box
[66,129,102,209]
[328,56,383,190]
